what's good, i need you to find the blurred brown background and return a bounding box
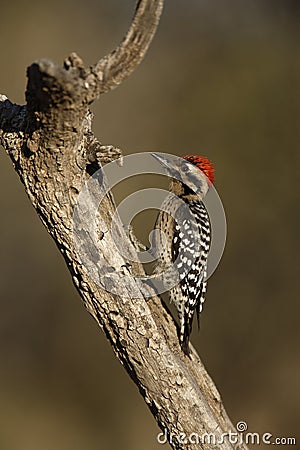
[0,1,299,449]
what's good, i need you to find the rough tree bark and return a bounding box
[0,1,248,449]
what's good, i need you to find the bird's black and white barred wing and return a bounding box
[171,201,211,354]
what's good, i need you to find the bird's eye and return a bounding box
[182,165,189,173]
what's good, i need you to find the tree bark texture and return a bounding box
[0,1,248,449]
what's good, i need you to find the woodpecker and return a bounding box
[152,154,214,355]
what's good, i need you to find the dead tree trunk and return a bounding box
[0,1,248,449]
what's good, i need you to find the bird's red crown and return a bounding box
[183,155,215,184]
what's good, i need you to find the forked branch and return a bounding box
[95,0,164,94]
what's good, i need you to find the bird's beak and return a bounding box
[151,153,175,175]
